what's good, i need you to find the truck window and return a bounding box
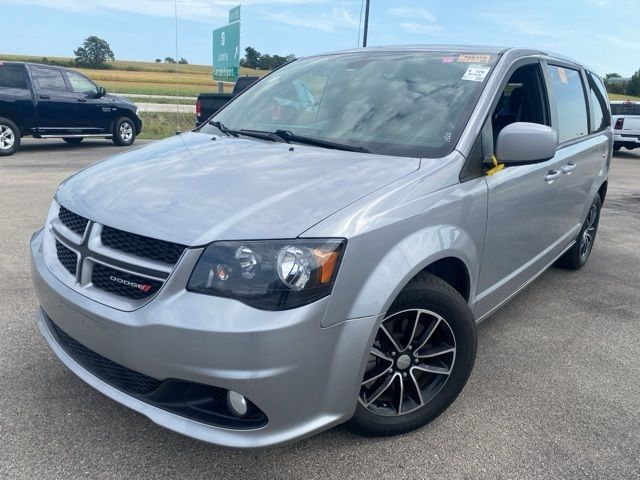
[66,71,98,95]
[30,66,68,92]
[0,64,27,89]
[546,65,588,143]
[586,72,610,133]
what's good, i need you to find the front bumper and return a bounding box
[30,228,379,448]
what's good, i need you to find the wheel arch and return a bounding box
[598,180,608,204]
[324,225,481,327]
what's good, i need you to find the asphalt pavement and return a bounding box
[1,138,639,479]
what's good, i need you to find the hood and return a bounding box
[56,132,419,245]
[106,93,134,106]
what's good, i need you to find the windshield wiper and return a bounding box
[208,122,287,143]
[208,122,369,153]
[273,130,370,153]
[207,120,238,137]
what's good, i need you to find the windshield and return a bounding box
[199,51,498,158]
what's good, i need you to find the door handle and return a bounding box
[38,95,50,100]
[561,162,576,174]
[545,169,562,183]
[77,98,87,103]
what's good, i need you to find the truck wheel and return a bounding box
[63,137,84,144]
[0,117,20,156]
[349,272,476,437]
[112,117,136,146]
[613,145,621,151]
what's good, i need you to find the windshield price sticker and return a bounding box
[458,54,491,63]
[462,65,491,82]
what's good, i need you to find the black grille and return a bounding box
[101,226,186,265]
[49,317,162,395]
[56,240,78,276]
[59,206,89,236]
[91,263,162,300]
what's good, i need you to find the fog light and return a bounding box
[226,390,248,417]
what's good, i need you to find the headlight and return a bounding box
[187,239,346,310]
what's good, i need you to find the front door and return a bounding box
[29,65,77,132]
[65,70,113,133]
[475,60,572,318]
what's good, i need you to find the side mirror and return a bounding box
[98,86,107,97]
[495,122,558,164]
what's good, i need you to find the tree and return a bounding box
[605,73,621,80]
[178,57,189,64]
[626,69,640,97]
[155,58,162,63]
[164,57,176,64]
[241,47,261,69]
[74,36,114,69]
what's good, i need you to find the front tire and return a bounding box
[556,194,601,270]
[63,137,84,144]
[349,272,476,437]
[0,117,20,156]
[112,117,136,146]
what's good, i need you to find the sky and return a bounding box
[2,0,639,76]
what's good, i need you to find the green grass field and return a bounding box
[608,93,640,102]
[0,53,266,96]
[138,112,196,139]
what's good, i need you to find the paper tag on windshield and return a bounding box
[462,65,491,82]
[458,54,491,63]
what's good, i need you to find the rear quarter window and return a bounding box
[0,64,28,89]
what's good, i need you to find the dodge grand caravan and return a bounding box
[30,46,611,448]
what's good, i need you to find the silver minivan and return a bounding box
[30,46,611,448]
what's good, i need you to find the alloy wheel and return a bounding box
[579,204,599,261]
[359,309,456,416]
[119,122,133,142]
[0,125,15,150]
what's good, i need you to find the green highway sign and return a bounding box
[229,5,241,23]
[212,21,240,82]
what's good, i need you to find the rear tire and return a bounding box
[349,272,476,437]
[556,194,601,270]
[112,117,136,146]
[0,117,20,156]
[63,137,84,144]
[613,145,621,151]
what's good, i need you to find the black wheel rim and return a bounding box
[579,203,599,261]
[359,309,456,416]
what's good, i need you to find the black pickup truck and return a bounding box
[195,76,259,125]
[0,61,142,156]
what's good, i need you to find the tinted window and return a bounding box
[611,103,640,116]
[547,65,588,143]
[587,73,610,132]
[66,71,98,94]
[30,66,67,92]
[0,64,27,89]
[203,52,499,158]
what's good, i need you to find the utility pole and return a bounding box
[362,0,370,47]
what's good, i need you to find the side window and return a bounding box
[0,65,28,89]
[546,65,588,143]
[30,66,68,92]
[491,63,548,141]
[587,72,610,133]
[66,72,98,95]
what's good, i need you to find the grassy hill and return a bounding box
[0,54,266,96]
